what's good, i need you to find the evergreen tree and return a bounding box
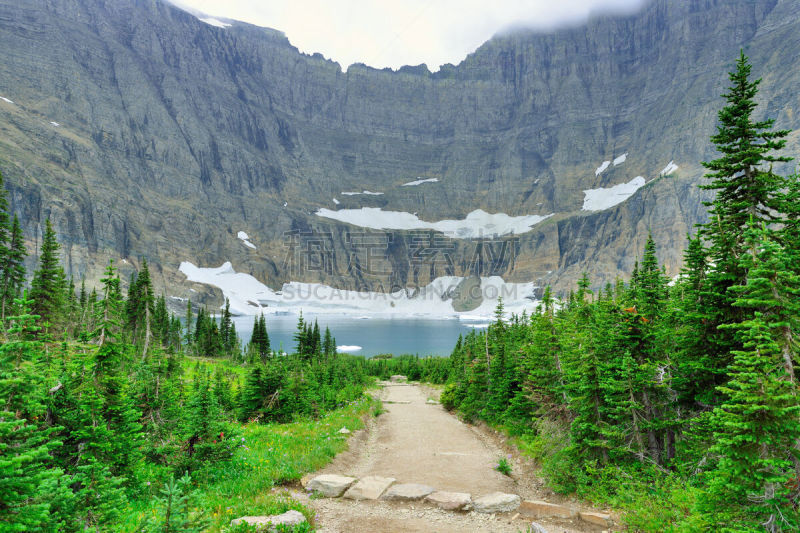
[702,227,800,529]
[30,219,67,328]
[0,215,26,321]
[323,326,335,359]
[698,51,792,392]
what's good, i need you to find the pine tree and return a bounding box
[698,51,792,392]
[701,224,800,529]
[94,261,123,346]
[293,311,306,357]
[0,215,26,321]
[323,326,334,359]
[185,298,193,344]
[138,473,209,532]
[0,410,68,531]
[30,219,67,328]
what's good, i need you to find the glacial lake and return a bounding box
[232,314,488,357]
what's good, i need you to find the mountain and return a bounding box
[0,0,798,312]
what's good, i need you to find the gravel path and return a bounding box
[300,382,607,533]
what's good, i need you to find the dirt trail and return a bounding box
[296,383,606,533]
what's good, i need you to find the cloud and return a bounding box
[169,0,647,71]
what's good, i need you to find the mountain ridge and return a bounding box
[0,0,798,311]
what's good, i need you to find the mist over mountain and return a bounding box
[0,0,798,311]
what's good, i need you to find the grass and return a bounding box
[118,395,375,532]
[509,420,699,531]
[495,456,513,476]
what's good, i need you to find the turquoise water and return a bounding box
[232,315,486,357]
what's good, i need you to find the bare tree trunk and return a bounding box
[142,303,151,361]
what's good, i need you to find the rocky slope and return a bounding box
[0,0,798,310]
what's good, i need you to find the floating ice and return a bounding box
[337,345,362,352]
[315,207,552,239]
[595,161,611,176]
[582,176,646,211]
[660,161,679,176]
[237,231,256,249]
[613,153,627,166]
[401,177,439,187]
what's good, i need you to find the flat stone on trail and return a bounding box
[382,483,436,501]
[472,492,521,513]
[425,490,472,511]
[343,475,396,500]
[390,374,408,382]
[519,500,575,519]
[230,510,306,531]
[579,510,613,526]
[306,474,357,497]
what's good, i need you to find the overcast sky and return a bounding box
[170,0,647,71]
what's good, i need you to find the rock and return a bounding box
[230,510,306,531]
[528,522,548,533]
[305,474,357,497]
[382,483,436,501]
[472,492,521,513]
[390,375,407,383]
[5,0,800,308]
[579,511,613,526]
[425,491,472,511]
[519,500,575,519]
[337,427,351,434]
[426,399,438,405]
[343,476,396,500]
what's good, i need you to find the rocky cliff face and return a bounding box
[0,0,798,308]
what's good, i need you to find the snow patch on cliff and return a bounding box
[315,207,551,238]
[237,231,256,249]
[613,153,627,166]
[179,261,539,319]
[582,176,646,211]
[1,96,14,104]
[595,161,610,176]
[199,17,231,28]
[660,161,679,176]
[401,177,439,187]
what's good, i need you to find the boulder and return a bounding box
[305,474,357,497]
[382,483,436,501]
[579,511,613,527]
[338,427,351,434]
[472,492,521,513]
[343,476,396,500]
[425,491,472,511]
[528,522,548,533]
[230,510,306,531]
[519,500,575,519]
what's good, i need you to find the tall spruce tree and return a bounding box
[0,215,27,320]
[702,224,800,529]
[698,51,792,390]
[30,219,66,328]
